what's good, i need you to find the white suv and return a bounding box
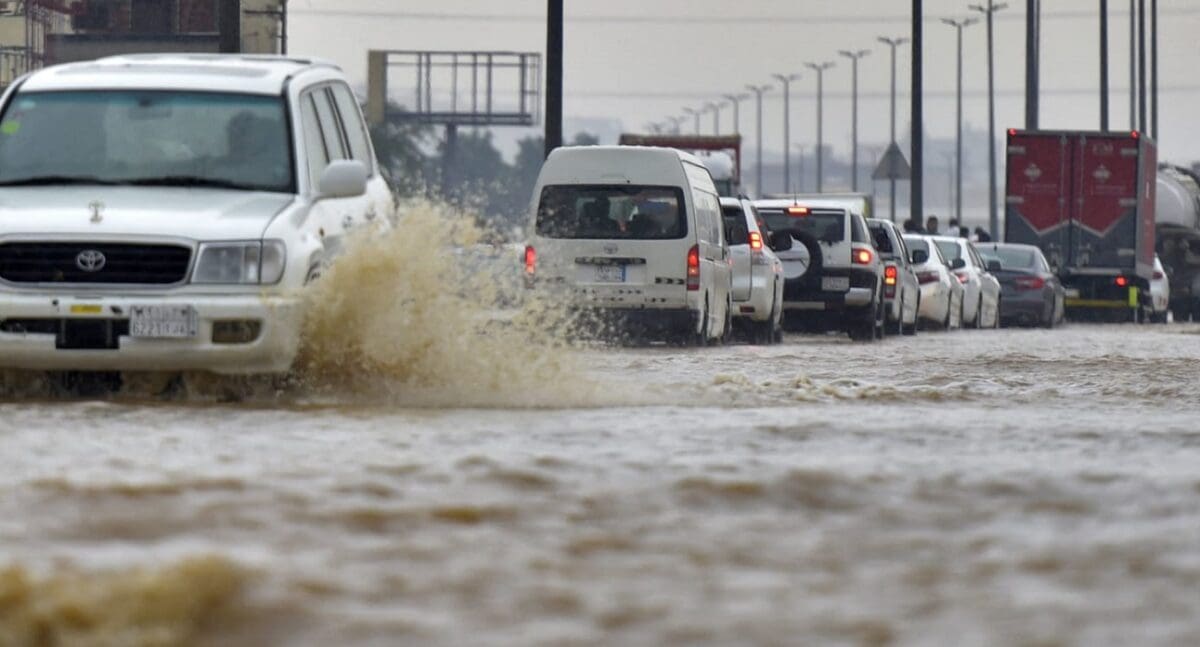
[0,54,394,374]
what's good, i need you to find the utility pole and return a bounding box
[1129,0,1136,129]
[772,73,802,194]
[666,116,685,135]
[970,0,1007,240]
[877,36,909,222]
[1138,0,1146,134]
[1025,0,1040,129]
[838,49,870,192]
[1100,0,1109,130]
[722,93,749,134]
[804,61,835,192]
[705,101,722,135]
[910,0,923,228]
[683,107,701,135]
[942,18,977,227]
[544,0,563,158]
[746,84,771,198]
[1151,0,1158,139]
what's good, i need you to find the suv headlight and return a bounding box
[193,240,286,284]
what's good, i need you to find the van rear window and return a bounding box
[759,209,845,243]
[536,185,687,240]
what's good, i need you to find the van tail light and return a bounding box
[883,264,898,298]
[524,245,537,276]
[917,270,940,284]
[1115,275,1128,287]
[686,244,700,291]
[1014,275,1045,290]
[1153,270,1164,280]
[851,245,873,266]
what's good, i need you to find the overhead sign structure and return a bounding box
[872,142,912,181]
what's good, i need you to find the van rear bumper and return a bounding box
[570,306,698,338]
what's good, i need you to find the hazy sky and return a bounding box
[287,0,1200,165]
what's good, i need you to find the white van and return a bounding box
[525,146,732,344]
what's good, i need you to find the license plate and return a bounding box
[593,264,626,283]
[1065,288,1081,298]
[130,305,198,339]
[821,276,850,291]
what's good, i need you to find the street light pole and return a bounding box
[722,93,749,135]
[666,116,685,135]
[683,107,701,135]
[1100,0,1109,130]
[838,49,870,192]
[746,84,772,198]
[772,73,802,194]
[804,61,835,192]
[941,18,977,227]
[877,36,909,222]
[970,0,1007,240]
[705,101,722,135]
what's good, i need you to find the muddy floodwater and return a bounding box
[3,324,1200,646]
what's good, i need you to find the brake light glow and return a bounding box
[852,246,873,266]
[1131,130,1140,139]
[749,230,763,251]
[686,244,700,291]
[1014,276,1045,290]
[1115,276,1128,287]
[917,270,940,284]
[786,206,810,216]
[884,265,898,285]
[1008,128,1017,137]
[524,245,536,275]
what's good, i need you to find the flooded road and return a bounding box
[4,324,1200,646]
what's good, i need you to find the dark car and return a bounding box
[975,242,1065,328]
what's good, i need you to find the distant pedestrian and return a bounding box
[947,218,960,236]
[925,215,940,236]
[903,216,923,233]
[974,226,992,243]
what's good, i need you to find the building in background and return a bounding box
[0,0,285,89]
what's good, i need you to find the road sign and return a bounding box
[872,142,912,180]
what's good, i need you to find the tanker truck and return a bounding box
[1155,164,1200,321]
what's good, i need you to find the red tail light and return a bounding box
[884,265,898,286]
[1153,270,1164,280]
[686,244,700,291]
[524,245,536,276]
[917,270,940,284]
[852,245,873,266]
[1014,276,1045,290]
[786,206,809,216]
[748,230,763,251]
[1115,276,1128,287]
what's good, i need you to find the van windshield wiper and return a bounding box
[0,175,123,187]
[122,175,269,191]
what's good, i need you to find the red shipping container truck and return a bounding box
[1004,130,1157,320]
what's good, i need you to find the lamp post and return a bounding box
[804,61,835,193]
[1100,0,1109,130]
[837,49,870,192]
[682,107,701,135]
[772,73,802,194]
[746,84,772,197]
[705,101,722,135]
[970,0,1007,240]
[877,36,909,222]
[941,17,977,227]
[666,115,685,135]
[722,93,750,135]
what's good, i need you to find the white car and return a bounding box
[0,54,394,374]
[867,218,921,335]
[721,197,784,343]
[1150,255,1170,323]
[525,146,733,345]
[904,235,963,330]
[931,236,1001,328]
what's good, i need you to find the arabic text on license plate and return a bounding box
[130,305,198,339]
[594,264,626,283]
[821,276,850,291]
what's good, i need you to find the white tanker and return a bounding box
[1155,165,1200,320]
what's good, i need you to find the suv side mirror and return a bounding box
[986,259,1002,273]
[911,249,928,264]
[769,231,793,252]
[317,159,368,200]
[950,257,967,270]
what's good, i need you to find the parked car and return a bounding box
[975,242,1066,328]
[903,235,963,330]
[721,197,784,343]
[525,146,732,344]
[867,218,920,335]
[931,236,1001,329]
[755,199,885,342]
[0,54,393,375]
[1150,255,1170,323]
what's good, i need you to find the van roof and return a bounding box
[539,145,707,185]
[18,54,340,95]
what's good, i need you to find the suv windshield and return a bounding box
[0,90,294,192]
[536,185,686,239]
[760,209,845,243]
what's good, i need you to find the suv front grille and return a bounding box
[0,242,192,285]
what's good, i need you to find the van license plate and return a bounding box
[821,277,850,291]
[130,305,198,339]
[593,264,626,283]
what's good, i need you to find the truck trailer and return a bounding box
[1004,129,1157,321]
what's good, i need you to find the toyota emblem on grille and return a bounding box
[75,250,106,272]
